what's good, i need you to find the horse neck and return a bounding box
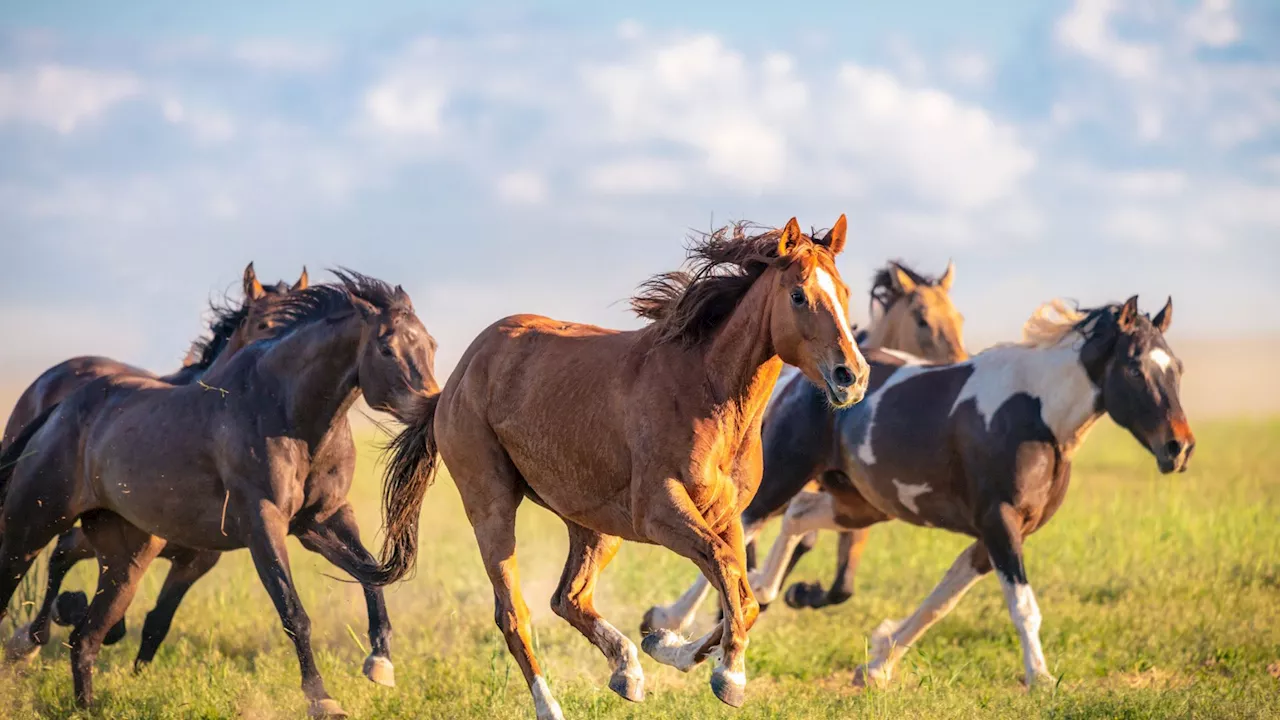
[258,314,365,441]
[703,274,783,419]
[992,336,1103,447]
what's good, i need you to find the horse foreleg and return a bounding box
[295,503,395,687]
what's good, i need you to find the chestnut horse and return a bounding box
[748,297,1193,688]
[358,217,868,719]
[3,264,305,664]
[644,259,969,634]
[0,271,438,717]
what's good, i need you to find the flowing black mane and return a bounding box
[631,222,838,347]
[183,300,250,371]
[265,269,412,336]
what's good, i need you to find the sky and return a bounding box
[1,0,1278,382]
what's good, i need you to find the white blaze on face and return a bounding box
[1149,348,1172,371]
[815,267,856,346]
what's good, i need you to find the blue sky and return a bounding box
[1,0,1278,381]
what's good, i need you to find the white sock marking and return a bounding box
[998,579,1050,683]
[531,676,564,720]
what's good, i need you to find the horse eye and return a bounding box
[915,314,928,329]
[790,289,806,306]
[1126,365,1142,378]
[379,344,394,357]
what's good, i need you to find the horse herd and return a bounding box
[0,216,1195,720]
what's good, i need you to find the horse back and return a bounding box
[2,356,152,449]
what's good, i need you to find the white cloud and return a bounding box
[496,171,548,205]
[1185,0,1240,48]
[946,51,992,86]
[585,158,689,195]
[232,39,335,72]
[0,64,140,133]
[829,65,1035,210]
[1056,0,1157,79]
[161,98,236,143]
[364,41,451,136]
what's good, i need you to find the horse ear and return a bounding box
[394,284,412,307]
[938,260,956,291]
[1118,295,1140,330]
[777,217,804,256]
[820,214,848,255]
[1152,296,1173,333]
[292,266,309,291]
[892,266,917,294]
[243,262,266,301]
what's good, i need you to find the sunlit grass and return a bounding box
[3,418,1278,718]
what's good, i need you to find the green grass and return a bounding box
[3,418,1279,719]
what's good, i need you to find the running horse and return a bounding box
[0,271,438,717]
[3,264,305,664]
[644,259,968,634]
[745,297,1194,688]
[357,217,868,719]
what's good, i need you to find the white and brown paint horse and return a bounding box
[643,260,968,634]
[741,296,1194,688]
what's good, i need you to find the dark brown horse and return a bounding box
[3,264,305,665]
[357,218,868,719]
[0,271,438,717]
[644,259,969,633]
[742,297,1194,688]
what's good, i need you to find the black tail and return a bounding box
[355,393,441,586]
[0,403,57,512]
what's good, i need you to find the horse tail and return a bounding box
[0,403,57,511]
[360,392,442,586]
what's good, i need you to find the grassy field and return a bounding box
[2,418,1278,719]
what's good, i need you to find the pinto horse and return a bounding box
[3,263,305,664]
[644,259,969,634]
[745,297,1194,688]
[358,217,868,719]
[0,271,438,717]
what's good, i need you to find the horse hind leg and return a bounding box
[5,527,95,663]
[551,522,643,702]
[133,547,221,671]
[69,511,165,707]
[294,504,395,687]
[786,528,869,610]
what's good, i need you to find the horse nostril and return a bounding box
[833,365,854,387]
[1163,439,1184,458]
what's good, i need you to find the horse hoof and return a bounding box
[308,698,348,718]
[363,654,395,688]
[784,582,818,609]
[4,624,40,664]
[640,629,672,657]
[852,663,889,691]
[710,666,746,708]
[608,668,645,703]
[53,591,89,627]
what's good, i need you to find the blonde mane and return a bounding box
[1020,299,1089,349]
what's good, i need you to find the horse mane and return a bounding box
[868,260,940,314]
[631,222,815,347]
[267,268,411,335]
[182,300,250,371]
[1019,299,1118,348]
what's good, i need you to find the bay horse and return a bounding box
[0,271,438,717]
[644,259,969,634]
[3,264,306,665]
[746,296,1194,688]
[357,217,868,719]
